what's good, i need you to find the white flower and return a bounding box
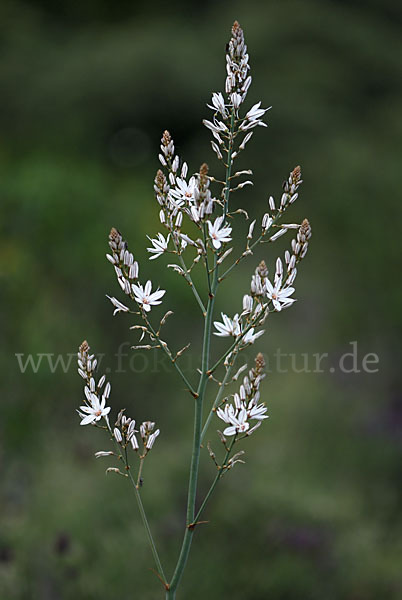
[242,294,253,315]
[77,392,111,426]
[251,272,266,296]
[127,420,139,450]
[217,404,249,436]
[248,402,268,421]
[246,422,263,436]
[179,233,197,248]
[140,420,155,438]
[242,328,265,345]
[114,426,123,443]
[262,213,273,232]
[240,119,268,131]
[147,233,170,260]
[211,141,223,159]
[213,313,241,337]
[245,101,271,121]
[106,295,130,316]
[265,277,296,311]
[207,216,232,249]
[175,212,183,228]
[217,398,268,437]
[203,118,228,135]
[240,102,271,131]
[127,419,137,438]
[239,131,253,151]
[132,280,166,312]
[146,429,160,449]
[167,263,185,275]
[190,205,201,223]
[181,162,188,178]
[247,219,256,239]
[170,177,198,205]
[94,451,114,458]
[269,229,287,242]
[139,421,160,451]
[230,92,242,109]
[207,92,228,118]
[214,312,264,344]
[171,155,179,173]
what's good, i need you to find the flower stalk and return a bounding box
[74,20,311,600]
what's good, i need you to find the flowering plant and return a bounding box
[75,21,311,599]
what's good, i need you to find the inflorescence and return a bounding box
[75,20,312,596]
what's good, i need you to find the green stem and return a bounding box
[105,420,166,584]
[176,242,207,315]
[166,108,236,598]
[164,153,206,316]
[144,317,197,397]
[223,110,236,219]
[202,222,212,296]
[167,265,217,595]
[218,213,286,283]
[126,468,166,583]
[127,286,197,396]
[193,438,235,525]
[137,456,145,488]
[219,234,263,282]
[200,353,238,444]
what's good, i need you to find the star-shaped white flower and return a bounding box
[213,313,241,337]
[169,177,198,206]
[265,278,296,311]
[77,392,111,426]
[207,216,232,249]
[132,280,166,312]
[147,233,170,260]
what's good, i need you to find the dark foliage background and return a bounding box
[1,1,401,598]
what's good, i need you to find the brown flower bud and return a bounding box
[161,130,171,147]
[155,169,166,190]
[257,260,268,279]
[255,352,266,374]
[79,340,89,356]
[299,218,311,240]
[291,165,301,186]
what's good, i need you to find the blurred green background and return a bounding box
[1,0,401,598]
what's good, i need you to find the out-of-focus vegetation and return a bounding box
[1,1,401,598]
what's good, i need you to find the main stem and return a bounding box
[167,266,217,598]
[166,110,236,599]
